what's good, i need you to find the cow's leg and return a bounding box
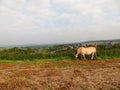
[83,54,86,60]
[91,53,94,60]
[80,55,83,60]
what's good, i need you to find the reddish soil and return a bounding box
[0,59,120,90]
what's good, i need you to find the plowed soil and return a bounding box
[0,59,120,90]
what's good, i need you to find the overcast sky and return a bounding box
[0,0,120,46]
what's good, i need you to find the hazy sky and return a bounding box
[0,0,120,46]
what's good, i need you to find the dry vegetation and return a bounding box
[0,59,120,90]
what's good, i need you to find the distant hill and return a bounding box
[47,39,120,50]
[81,39,120,45]
[0,39,120,48]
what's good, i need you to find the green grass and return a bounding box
[0,60,24,63]
[0,56,120,63]
[0,58,72,63]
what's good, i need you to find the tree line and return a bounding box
[0,44,120,60]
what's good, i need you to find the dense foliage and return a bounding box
[0,44,120,60]
[96,44,120,59]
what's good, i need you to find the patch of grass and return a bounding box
[0,60,24,63]
[0,58,71,63]
[0,56,120,63]
[96,55,120,60]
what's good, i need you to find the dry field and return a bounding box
[0,59,120,90]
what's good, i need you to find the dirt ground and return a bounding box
[0,59,120,90]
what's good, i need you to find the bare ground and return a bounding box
[0,59,120,90]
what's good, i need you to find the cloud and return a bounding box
[52,0,120,25]
[0,0,120,45]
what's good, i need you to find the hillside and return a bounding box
[26,39,120,48]
[81,39,120,45]
[0,39,120,48]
